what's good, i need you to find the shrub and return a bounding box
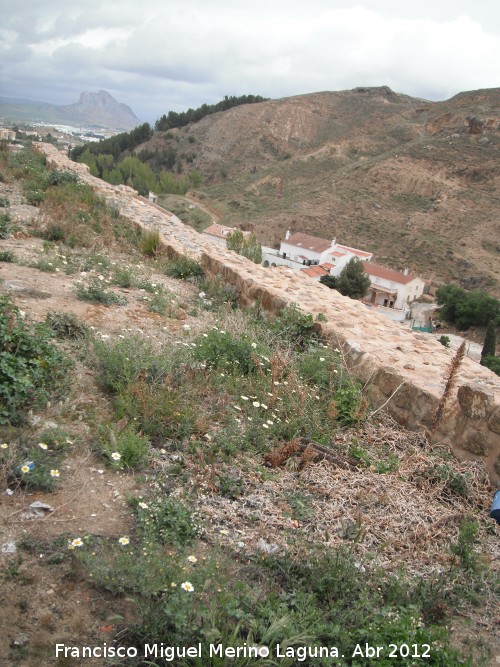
[0,196,9,207]
[75,275,126,306]
[140,228,162,256]
[146,291,171,316]
[193,329,266,375]
[93,336,157,394]
[9,427,72,492]
[111,265,135,288]
[41,222,66,242]
[0,212,11,238]
[481,355,500,376]
[198,276,239,309]
[296,346,340,390]
[115,382,198,443]
[413,464,469,498]
[450,518,481,572]
[46,170,79,187]
[98,425,150,470]
[438,335,450,348]
[45,311,90,339]
[331,380,366,426]
[31,258,59,272]
[164,256,204,280]
[25,189,45,206]
[137,496,200,547]
[0,249,15,262]
[0,296,73,424]
[262,548,469,665]
[272,303,320,350]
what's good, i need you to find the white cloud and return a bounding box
[32,27,133,56]
[1,1,499,122]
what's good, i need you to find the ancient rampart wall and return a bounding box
[39,145,500,482]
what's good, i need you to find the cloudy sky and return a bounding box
[1,0,499,123]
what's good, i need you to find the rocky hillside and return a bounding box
[145,86,500,293]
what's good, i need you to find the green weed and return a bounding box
[75,275,127,305]
[140,228,162,256]
[0,296,73,424]
[163,256,204,280]
[0,212,11,238]
[193,328,268,375]
[97,425,151,470]
[0,248,15,262]
[272,303,320,350]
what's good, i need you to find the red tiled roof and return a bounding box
[331,251,346,257]
[285,232,333,253]
[301,265,329,278]
[203,223,233,238]
[364,263,417,284]
[336,244,372,258]
[321,263,335,270]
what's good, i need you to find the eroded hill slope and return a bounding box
[144,86,499,292]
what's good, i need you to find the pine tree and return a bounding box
[226,229,244,254]
[481,320,497,364]
[322,258,371,300]
[319,274,339,290]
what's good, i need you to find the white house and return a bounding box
[330,243,373,275]
[262,231,373,271]
[362,263,425,320]
[264,230,425,321]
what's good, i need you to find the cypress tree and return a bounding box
[481,320,497,364]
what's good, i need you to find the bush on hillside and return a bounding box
[0,296,73,424]
[436,284,500,329]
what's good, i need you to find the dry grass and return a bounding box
[156,416,497,578]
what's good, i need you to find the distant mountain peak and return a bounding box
[65,90,140,129]
[0,90,141,131]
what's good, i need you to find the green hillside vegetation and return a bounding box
[65,87,500,296]
[155,94,269,131]
[436,284,500,329]
[70,95,268,196]
[0,146,498,665]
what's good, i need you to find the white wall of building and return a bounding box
[365,275,425,311]
[366,304,408,322]
[279,241,326,264]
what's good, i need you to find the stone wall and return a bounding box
[38,145,500,483]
